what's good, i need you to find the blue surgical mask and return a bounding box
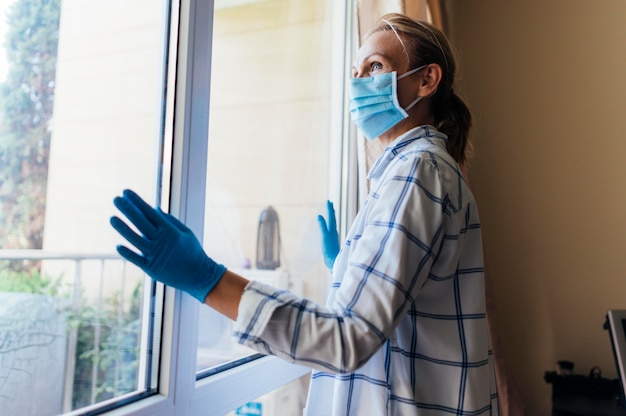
[349,65,427,140]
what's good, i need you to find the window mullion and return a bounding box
[166,0,215,414]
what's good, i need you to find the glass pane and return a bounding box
[0,0,171,414]
[197,0,334,372]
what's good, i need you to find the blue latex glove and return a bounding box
[110,189,226,303]
[317,200,340,270]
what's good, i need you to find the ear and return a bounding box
[417,64,443,98]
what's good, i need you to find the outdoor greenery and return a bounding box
[0,0,61,250]
[0,263,142,409]
[0,264,63,295]
[71,283,142,408]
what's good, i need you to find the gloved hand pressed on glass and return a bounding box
[317,200,340,270]
[110,189,226,303]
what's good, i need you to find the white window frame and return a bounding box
[97,0,354,414]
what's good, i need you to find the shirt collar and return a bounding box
[367,125,448,180]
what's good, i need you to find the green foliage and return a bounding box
[70,282,143,408]
[0,264,143,409]
[0,0,61,249]
[0,263,63,295]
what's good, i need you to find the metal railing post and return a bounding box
[62,258,82,412]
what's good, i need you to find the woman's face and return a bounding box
[352,30,426,143]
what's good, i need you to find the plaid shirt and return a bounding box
[234,126,499,415]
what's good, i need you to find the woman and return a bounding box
[111,13,498,415]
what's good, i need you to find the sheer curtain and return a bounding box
[355,1,525,414]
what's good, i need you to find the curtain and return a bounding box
[354,1,526,414]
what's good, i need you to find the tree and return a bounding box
[0,0,61,250]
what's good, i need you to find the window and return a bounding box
[0,0,172,414]
[197,0,337,373]
[0,0,356,414]
[185,1,344,412]
[188,0,354,414]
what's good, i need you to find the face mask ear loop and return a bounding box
[397,64,428,81]
[404,96,423,112]
[398,64,428,112]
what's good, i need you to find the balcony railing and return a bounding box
[0,249,145,414]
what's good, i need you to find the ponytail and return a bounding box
[434,89,472,166]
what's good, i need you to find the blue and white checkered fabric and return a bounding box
[234,126,499,415]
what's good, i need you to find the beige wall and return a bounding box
[44,0,163,254]
[204,0,335,302]
[446,1,626,413]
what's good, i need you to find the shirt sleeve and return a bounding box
[233,156,448,374]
